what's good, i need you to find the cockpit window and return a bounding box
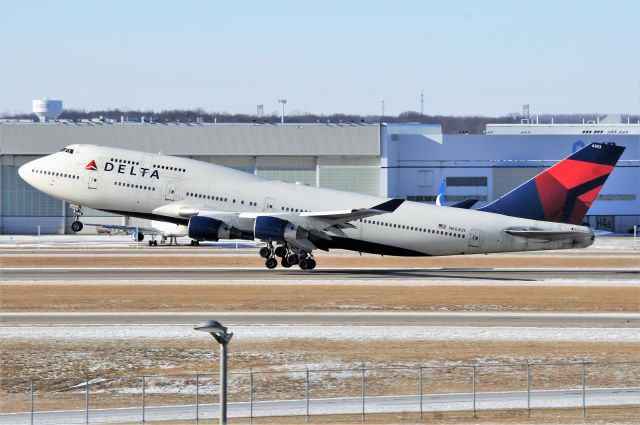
[60,147,74,154]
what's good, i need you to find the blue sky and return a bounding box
[1,0,638,116]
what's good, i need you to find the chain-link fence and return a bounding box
[1,360,639,423]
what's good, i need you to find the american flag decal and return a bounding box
[438,223,447,229]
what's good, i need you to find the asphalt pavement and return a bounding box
[1,388,638,424]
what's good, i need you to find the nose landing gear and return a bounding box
[70,205,84,232]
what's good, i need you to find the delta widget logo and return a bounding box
[85,160,98,171]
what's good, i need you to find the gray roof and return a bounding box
[0,122,381,156]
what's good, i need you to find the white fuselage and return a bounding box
[19,144,593,256]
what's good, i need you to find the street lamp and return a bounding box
[194,320,233,425]
[278,98,287,123]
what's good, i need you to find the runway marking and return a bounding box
[2,279,638,287]
[3,267,638,271]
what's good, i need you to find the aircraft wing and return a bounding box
[237,199,405,231]
[450,199,478,209]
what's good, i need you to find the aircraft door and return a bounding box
[141,154,153,171]
[165,182,177,201]
[263,197,275,212]
[88,171,99,189]
[469,229,481,247]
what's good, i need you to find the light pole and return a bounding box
[278,99,287,123]
[194,320,233,425]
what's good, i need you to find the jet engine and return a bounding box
[188,216,242,241]
[130,230,144,242]
[254,216,310,242]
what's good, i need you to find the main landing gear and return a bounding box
[148,235,159,246]
[259,243,316,270]
[70,205,84,232]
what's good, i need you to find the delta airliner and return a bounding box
[18,142,624,269]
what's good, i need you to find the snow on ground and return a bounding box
[2,325,639,343]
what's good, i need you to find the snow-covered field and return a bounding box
[2,324,639,343]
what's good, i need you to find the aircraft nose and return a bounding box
[18,163,30,182]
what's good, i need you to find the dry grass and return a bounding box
[2,338,639,418]
[2,283,639,313]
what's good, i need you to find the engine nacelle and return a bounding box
[130,230,144,242]
[254,216,310,242]
[188,216,242,241]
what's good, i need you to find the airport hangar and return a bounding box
[1,119,638,234]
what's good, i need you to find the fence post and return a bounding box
[85,376,90,425]
[305,368,310,423]
[195,373,199,424]
[361,365,366,422]
[141,375,146,424]
[472,364,477,419]
[582,361,586,418]
[249,370,254,424]
[419,366,423,420]
[527,362,531,418]
[30,378,34,425]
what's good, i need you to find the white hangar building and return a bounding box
[1,119,638,234]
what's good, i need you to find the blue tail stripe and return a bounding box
[480,180,544,221]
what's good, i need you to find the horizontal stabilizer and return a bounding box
[505,227,591,241]
[450,199,478,209]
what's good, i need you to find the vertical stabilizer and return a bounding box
[479,143,625,224]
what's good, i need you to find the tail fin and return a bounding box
[479,143,625,224]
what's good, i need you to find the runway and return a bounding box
[1,388,638,424]
[3,311,639,327]
[2,267,637,283]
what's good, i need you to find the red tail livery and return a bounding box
[479,143,625,224]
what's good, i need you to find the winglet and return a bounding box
[371,198,405,212]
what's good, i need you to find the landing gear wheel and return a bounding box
[274,246,287,258]
[153,240,158,246]
[148,240,153,246]
[265,258,277,269]
[259,247,271,258]
[286,254,299,266]
[281,258,292,268]
[298,259,309,270]
[307,259,316,270]
[71,221,83,232]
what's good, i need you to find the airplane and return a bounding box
[85,220,189,246]
[18,142,625,270]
